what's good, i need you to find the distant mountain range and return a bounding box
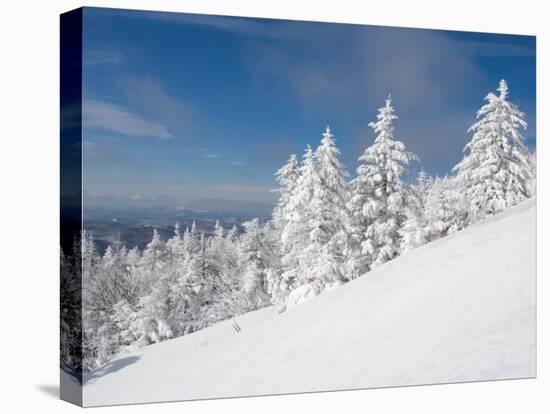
[83,205,271,253]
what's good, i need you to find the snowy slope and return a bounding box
[83,199,536,407]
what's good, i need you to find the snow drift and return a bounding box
[83,198,536,407]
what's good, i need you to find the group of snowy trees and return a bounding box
[61,79,535,371]
[72,220,280,370]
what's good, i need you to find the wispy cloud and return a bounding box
[116,75,198,137]
[81,138,123,164]
[203,153,221,159]
[98,9,287,40]
[158,182,276,210]
[228,161,247,166]
[83,99,173,139]
[247,26,485,114]
[466,40,536,58]
[85,49,124,65]
[207,183,272,195]
[84,191,178,208]
[243,25,507,173]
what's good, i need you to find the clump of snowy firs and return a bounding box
[61,80,536,372]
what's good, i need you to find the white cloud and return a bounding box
[83,99,173,139]
[203,153,220,159]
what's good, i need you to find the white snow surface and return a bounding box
[84,199,536,407]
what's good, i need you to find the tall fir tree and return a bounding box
[280,128,351,305]
[140,229,167,290]
[453,79,535,222]
[309,126,350,283]
[347,96,418,274]
[279,145,319,302]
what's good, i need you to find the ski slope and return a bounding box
[83,199,536,407]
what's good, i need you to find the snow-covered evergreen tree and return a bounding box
[178,230,210,330]
[238,219,271,311]
[280,128,350,306]
[272,154,300,232]
[453,80,535,222]
[347,96,419,274]
[166,223,185,264]
[415,168,434,205]
[399,169,434,254]
[400,186,426,254]
[312,126,350,272]
[217,224,242,313]
[61,238,84,371]
[424,175,468,241]
[267,155,301,305]
[137,280,175,344]
[278,145,318,302]
[110,300,145,352]
[140,229,167,290]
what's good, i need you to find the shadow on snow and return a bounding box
[84,356,141,385]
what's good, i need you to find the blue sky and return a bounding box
[82,7,536,214]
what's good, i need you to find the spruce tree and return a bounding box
[453,79,535,222]
[310,126,350,283]
[280,128,351,305]
[280,145,318,299]
[347,96,418,273]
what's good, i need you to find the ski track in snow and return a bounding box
[83,198,536,406]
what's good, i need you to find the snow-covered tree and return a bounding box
[305,126,351,285]
[313,128,350,248]
[61,238,84,371]
[166,223,185,266]
[136,280,175,344]
[424,175,468,241]
[177,230,211,330]
[453,80,535,222]
[268,155,301,305]
[278,145,318,301]
[140,225,188,338]
[280,128,350,305]
[238,219,271,311]
[415,168,434,205]
[110,300,145,352]
[272,154,300,233]
[216,224,242,312]
[347,96,419,274]
[399,169,434,254]
[400,186,426,254]
[140,229,168,290]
